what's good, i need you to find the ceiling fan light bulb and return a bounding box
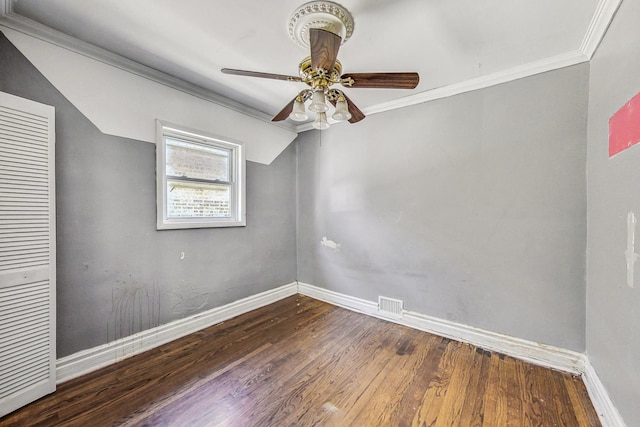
[289,99,308,121]
[313,112,330,130]
[332,98,352,121]
[308,91,329,113]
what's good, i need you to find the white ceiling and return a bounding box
[9,0,601,123]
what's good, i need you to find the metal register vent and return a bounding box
[378,296,404,318]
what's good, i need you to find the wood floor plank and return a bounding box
[411,339,465,426]
[0,295,602,427]
[498,354,525,427]
[482,352,509,426]
[527,363,562,426]
[564,373,602,426]
[392,336,448,427]
[433,343,477,426]
[294,320,404,425]
[345,328,437,426]
[516,361,544,425]
[458,348,492,426]
[547,367,581,426]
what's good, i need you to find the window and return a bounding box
[156,121,246,229]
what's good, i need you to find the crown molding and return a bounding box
[2,0,620,135]
[0,11,298,134]
[296,50,589,133]
[296,0,621,133]
[580,0,624,59]
[367,50,588,115]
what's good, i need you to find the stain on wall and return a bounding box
[107,277,160,342]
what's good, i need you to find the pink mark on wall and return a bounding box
[609,91,640,157]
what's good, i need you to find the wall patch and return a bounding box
[321,237,341,252]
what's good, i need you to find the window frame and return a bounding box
[156,120,246,230]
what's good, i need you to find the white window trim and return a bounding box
[156,120,246,230]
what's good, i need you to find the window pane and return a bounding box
[166,137,230,182]
[167,180,231,218]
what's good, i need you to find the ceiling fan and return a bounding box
[221,1,420,129]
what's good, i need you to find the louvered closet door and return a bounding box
[0,91,56,417]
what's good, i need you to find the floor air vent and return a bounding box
[378,296,404,318]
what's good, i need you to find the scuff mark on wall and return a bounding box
[321,237,341,252]
[168,282,210,315]
[625,211,638,288]
[107,277,160,342]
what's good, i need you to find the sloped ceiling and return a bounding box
[4,0,616,130]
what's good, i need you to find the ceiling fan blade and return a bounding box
[310,28,341,73]
[272,97,297,122]
[222,68,301,82]
[342,93,365,123]
[341,72,420,89]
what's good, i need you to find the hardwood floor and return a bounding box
[0,295,600,426]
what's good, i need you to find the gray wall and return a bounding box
[0,33,297,357]
[297,64,589,351]
[586,1,640,425]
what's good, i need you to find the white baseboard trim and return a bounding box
[298,282,629,426]
[582,359,627,427]
[298,282,379,316]
[403,311,585,374]
[56,282,298,384]
[297,282,584,373]
[57,280,625,426]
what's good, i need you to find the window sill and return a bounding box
[157,218,247,230]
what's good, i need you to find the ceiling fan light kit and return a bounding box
[332,95,352,121]
[221,1,419,129]
[290,96,309,121]
[313,112,331,130]
[309,90,329,113]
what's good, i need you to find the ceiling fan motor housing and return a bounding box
[288,1,354,48]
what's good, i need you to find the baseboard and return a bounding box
[57,280,626,426]
[582,359,627,427]
[298,282,631,426]
[403,311,587,374]
[298,282,584,373]
[297,282,379,316]
[56,282,298,384]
